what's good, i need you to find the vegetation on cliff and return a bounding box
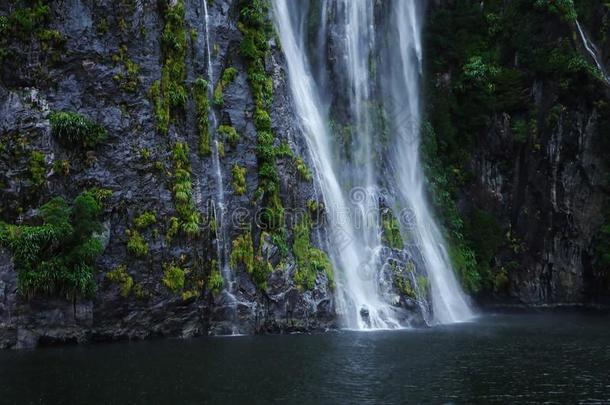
[424,0,610,295]
[0,191,106,299]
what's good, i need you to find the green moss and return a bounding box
[238,0,285,234]
[252,255,273,291]
[229,230,273,290]
[292,218,334,290]
[6,4,50,40]
[96,17,109,34]
[28,150,46,186]
[392,262,416,299]
[181,289,199,301]
[88,188,113,204]
[133,283,150,300]
[166,216,180,241]
[381,209,403,250]
[149,81,169,134]
[112,44,140,93]
[0,191,104,299]
[134,211,157,229]
[275,141,293,158]
[534,0,577,21]
[421,122,481,293]
[193,77,211,156]
[37,29,65,52]
[213,67,238,106]
[464,208,504,289]
[49,111,107,149]
[232,164,247,195]
[511,117,537,144]
[218,125,240,147]
[0,3,65,64]
[52,159,70,176]
[208,267,224,294]
[106,265,133,297]
[171,142,200,237]
[126,229,148,257]
[162,262,186,294]
[139,147,151,162]
[230,231,254,274]
[150,0,187,135]
[295,157,312,181]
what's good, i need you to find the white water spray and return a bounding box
[575,19,610,84]
[273,0,474,328]
[202,0,235,304]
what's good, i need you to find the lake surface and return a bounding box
[1,313,609,404]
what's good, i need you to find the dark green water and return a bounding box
[1,314,609,404]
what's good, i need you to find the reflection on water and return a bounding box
[1,314,609,404]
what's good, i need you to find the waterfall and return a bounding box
[202,0,238,328]
[272,0,473,328]
[384,1,473,324]
[575,19,610,84]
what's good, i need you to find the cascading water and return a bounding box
[272,0,473,328]
[202,0,238,329]
[575,19,610,85]
[384,1,473,324]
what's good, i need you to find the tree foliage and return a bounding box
[0,191,105,299]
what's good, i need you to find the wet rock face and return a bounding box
[470,104,607,306]
[0,0,335,349]
[425,1,610,308]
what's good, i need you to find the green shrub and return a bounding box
[218,125,240,147]
[464,208,504,291]
[511,117,536,144]
[194,77,211,156]
[232,164,247,195]
[292,219,334,290]
[134,211,157,229]
[228,229,272,289]
[462,56,499,94]
[171,142,200,237]
[230,231,254,274]
[49,111,107,149]
[3,3,51,42]
[213,67,238,106]
[52,159,70,176]
[88,188,113,204]
[0,191,104,298]
[166,216,180,241]
[162,262,186,294]
[112,45,140,93]
[208,267,224,294]
[534,0,577,21]
[238,0,284,235]
[181,289,199,301]
[29,150,46,186]
[295,157,312,181]
[150,0,187,135]
[106,265,133,297]
[381,209,404,250]
[133,283,150,300]
[0,3,65,63]
[126,229,148,257]
[392,262,417,299]
[181,212,201,237]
